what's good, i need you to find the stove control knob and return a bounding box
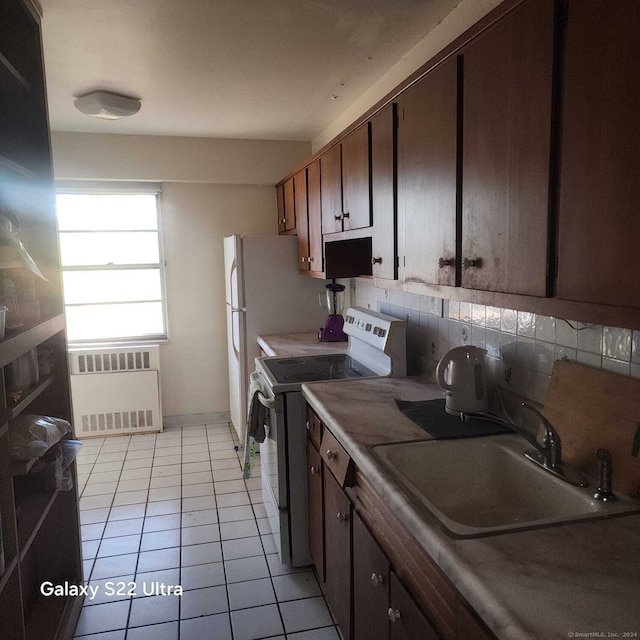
[365,323,372,332]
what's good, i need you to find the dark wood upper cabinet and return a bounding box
[283,177,296,232]
[321,124,372,236]
[342,123,372,231]
[370,103,398,281]
[306,159,325,277]
[294,169,309,272]
[276,177,296,234]
[321,144,343,235]
[556,0,640,308]
[276,184,285,233]
[397,57,458,288]
[461,0,555,296]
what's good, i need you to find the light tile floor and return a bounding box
[74,423,340,640]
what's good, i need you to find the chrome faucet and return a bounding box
[593,448,616,501]
[519,402,562,469]
[518,402,588,487]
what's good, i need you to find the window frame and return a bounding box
[55,182,169,346]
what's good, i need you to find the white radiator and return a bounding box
[69,345,163,438]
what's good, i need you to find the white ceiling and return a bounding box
[40,0,461,141]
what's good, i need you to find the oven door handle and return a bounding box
[257,391,275,409]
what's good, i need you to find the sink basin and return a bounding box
[372,434,640,538]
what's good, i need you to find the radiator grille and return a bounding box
[80,409,156,434]
[76,350,152,373]
[70,345,162,438]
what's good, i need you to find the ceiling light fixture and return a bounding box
[74,91,142,120]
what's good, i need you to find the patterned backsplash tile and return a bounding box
[352,279,639,405]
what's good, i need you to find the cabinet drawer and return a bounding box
[306,407,323,450]
[321,428,353,487]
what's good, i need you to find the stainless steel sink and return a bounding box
[372,434,640,538]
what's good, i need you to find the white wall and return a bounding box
[51,132,310,185]
[160,183,274,415]
[312,0,502,152]
[52,132,310,419]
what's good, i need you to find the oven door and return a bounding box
[254,376,290,564]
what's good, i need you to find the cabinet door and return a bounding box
[398,57,457,288]
[556,0,640,308]
[371,103,397,281]
[461,0,555,296]
[283,177,296,232]
[342,124,372,231]
[324,469,352,640]
[389,573,439,640]
[455,600,496,640]
[307,159,325,276]
[321,144,343,234]
[353,511,389,640]
[294,169,310,273]
[307,439,324,583]
[276,184,286,233]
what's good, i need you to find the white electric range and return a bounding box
[250,307,407,566]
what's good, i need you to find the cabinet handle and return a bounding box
[310,466,319,475]
[463,257,482,269]
[280,218,286,224]
[306,420,310,430]
[334,213,343,221]
[342,211,350,219]
[438,257,452,268]
[308,256,314,262]
[370,573,384,586]
[326,449,337,460]
[301,257,307,263]
[388,608,401,623]
[336,511,348,522]
[371,257,382,265]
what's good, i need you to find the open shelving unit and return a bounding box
[0,1,83,638]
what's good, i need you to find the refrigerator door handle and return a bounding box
[230,307,244,360]
[229,258,237,308]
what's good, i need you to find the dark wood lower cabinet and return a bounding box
[307,440,324,582]
[306,407,496,640]
[389,573,439,640]
[353,512,390,640]
[324,469,352,640]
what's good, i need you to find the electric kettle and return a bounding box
[436,345,488,415]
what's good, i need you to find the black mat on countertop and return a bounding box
[395,398,512,439]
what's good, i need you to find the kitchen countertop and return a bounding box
[302,376,640,640]
[257,331,347,357]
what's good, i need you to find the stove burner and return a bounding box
[316,354,348,364]
[273,358,309,366]
[284,371,330,383]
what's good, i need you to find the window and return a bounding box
[55,187,167,343]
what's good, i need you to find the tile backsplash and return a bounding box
[352,279,640,405]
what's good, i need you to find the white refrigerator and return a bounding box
[224,235,328,441]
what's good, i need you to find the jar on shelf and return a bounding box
[1,273,23,330]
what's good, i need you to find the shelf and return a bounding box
[0,315,65,369]
[0,152,35,178]
[16,489,59,561]
[0,556,18,596]
[8,374,56,420]
[0,51,31,91]
[24,589,79,640]
[11,457,38,476]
